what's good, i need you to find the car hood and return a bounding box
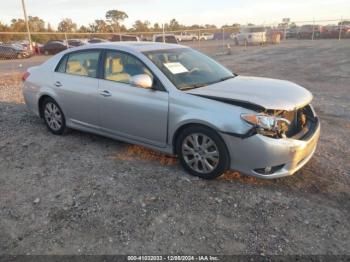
[185,76,313,111]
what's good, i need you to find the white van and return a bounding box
[233,27,267,45]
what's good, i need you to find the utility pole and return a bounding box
[21,0,32,49]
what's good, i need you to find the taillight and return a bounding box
[22,71,30,81]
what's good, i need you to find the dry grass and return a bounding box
[111,145,178,166]
[0,73,24,104]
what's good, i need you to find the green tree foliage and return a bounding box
[105,10,128,32]
[89,19,112,33]
[132,20,150,32]
[57,18,77,32]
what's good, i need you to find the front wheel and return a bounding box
[42,98,66,135]
[176,126,230,179]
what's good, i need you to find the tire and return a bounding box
[41,97,66,135]
[192,37,197,41]
[176,125,229,179]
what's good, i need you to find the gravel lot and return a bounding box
[0,40,349,255]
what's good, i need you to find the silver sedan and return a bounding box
[22,42,320,179]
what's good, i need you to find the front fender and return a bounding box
[168,92,254,144]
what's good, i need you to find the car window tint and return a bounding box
[104,51,153,84]
[66,51,100,78]
[56,55,68,73]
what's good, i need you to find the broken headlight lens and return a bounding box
[241,113,291,137]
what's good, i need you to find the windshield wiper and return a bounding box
[181,83,208,90]
[218,75,236,82]
[181,75,236,91]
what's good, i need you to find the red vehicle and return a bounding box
[321,25,350,38]
[297,25,324,39]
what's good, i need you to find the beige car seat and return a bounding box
[66,60,88,76]
[105,57,130,82]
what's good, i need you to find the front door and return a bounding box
[98,50,169,147]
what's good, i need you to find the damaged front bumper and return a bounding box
[221,117,321,179]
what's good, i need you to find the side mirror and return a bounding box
[130,74,153,89]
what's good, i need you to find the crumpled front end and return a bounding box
[221,104,321,179]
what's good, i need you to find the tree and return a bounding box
[89,19,111,33]
[167,18,182,31]
[153,23,161,31]
[0,22,11,43]
[132,20,150,32]
[339,20,350,25]
[105,10,128,32]
[10,18,26,32]
[28,16,46,32]
[57,18,77,32]
[78,25,89,33]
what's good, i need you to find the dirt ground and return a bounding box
[0,40,349,255]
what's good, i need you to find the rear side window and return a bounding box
[65,51,100,78]
[56,55,68,73]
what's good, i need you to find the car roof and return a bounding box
[69,41,187,53]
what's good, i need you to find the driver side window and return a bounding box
[104,51,153,85]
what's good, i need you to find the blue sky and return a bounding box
[1,0,349,28]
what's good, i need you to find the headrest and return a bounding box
[111,58,124,73]
[67,60,83,73]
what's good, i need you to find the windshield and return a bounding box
[144,48,235,90]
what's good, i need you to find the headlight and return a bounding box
[241,113,291,137]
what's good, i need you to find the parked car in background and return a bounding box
[153,34,178,44]
[200,33,214,41]
[110,34,140,42]
[286,28,298,38]
[0,44,32,59]
[233,27,267,45]
[22,42,320,180]
[88,38,108,44]
[212,32,231,40]
[67,39,86,47]
[297,25,323,39]
[42,41,69,55]
[176,32,198,41]
[321,25,350,38]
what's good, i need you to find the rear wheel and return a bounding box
[176,126,229,179]
[41,98,66,135]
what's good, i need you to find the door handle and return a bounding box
[54,81,62,87]
[100,90,111,97]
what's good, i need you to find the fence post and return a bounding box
[339,18,343,41]
[64,33,68,47]
[222,27,225,51]
[162,24,165,43]
[312,18,315,41]
[198,29,201,49]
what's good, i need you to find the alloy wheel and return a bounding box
[181,133,220,174]
[44,102,62,131]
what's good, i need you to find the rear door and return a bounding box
[97,50,169,147]
[53,49,101,129]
